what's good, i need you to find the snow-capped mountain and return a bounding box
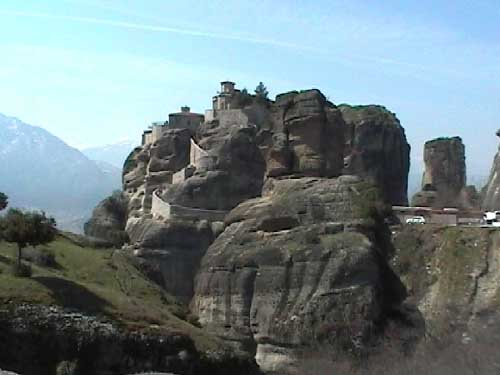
[0,113,121,232]
[82,139,138,169]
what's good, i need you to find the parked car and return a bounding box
[406,216,426,224]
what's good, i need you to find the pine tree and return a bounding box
[254,82,269,100]
[0,192,7,211]
[236,87,253,107]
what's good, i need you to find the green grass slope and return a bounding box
[0,235,218,351]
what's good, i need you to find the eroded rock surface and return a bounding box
[123,128,192,218]
[126,217,215,303]
[100,86,414,372]
[412,137,478,209]
[191,176,406,373]
[264,90,346,178]
[482,130,500,210]
[163,120,266,211]
[392,226,500,336]
[84,191,129,246]
[340,105,410,206]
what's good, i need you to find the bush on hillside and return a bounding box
[22,247,57,267]
[10,262,32,278]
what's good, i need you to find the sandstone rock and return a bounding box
[392,226,500,337]
[84,191,129,246]
[266,90,345,178]
[411,137,477,209]
[163,120,266,211]
[482,130,500,210]
[340,105,410,206]
[191,177,406,372]
[123,129,191,218]
[125,217,215,303]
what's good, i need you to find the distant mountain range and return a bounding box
[0,113,121,233]
[82,140,138,169]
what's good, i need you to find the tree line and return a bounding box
[0,192,57,275]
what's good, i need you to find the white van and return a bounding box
[406,216,426,224]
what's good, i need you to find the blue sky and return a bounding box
[0,0,499,181]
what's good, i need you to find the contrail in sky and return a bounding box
[0,10,317,52]
[0,9,442,76]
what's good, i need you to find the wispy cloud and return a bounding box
[0,8,438,74]
[0,9,316,52]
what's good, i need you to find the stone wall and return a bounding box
[190,138,214,171]
[168,113,204,133]
[169,203,228,222]
[151,190,228,222]
[151,190,171,220]
[217,109,250,128]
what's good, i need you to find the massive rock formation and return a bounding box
[162,117,266,211]
[123,128,192,218]
[482,130,500,210]
[83,191,129,246]
[264,90,345,178]
[89,85,413,372]
[191,176,406,373]
[392,225,500,337]
[412,137,479,209]
[340,105,410,206]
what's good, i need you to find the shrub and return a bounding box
[38,248,56,267]
[23,247,57,267]
[10,262,32,278]
[56,360,79,375]
[187,312,202,328]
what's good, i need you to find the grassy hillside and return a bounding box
[0,235,218,351]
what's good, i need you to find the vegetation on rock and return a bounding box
[0,193,7,211]
[254,81,269,100]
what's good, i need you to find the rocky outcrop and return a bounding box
[340,105,410,206]
[162,121,266,211]
[123,129,192,218]
[98,86,415,373]
[482,130,500,210]
[83,191,129,246]
[125,217,216,303]
[264,90,345,178]
[411,137,478,209]
[191,176,406,373]
[0,304,259,375]
[392,225,500,337]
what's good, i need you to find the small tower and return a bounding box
[220,81,235,94]
[181,106,191,113]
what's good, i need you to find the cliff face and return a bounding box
[191,176,406,372]
[482,130,500,210]
[265,90,345,178]
[162,117,266,211]
[340,105,410,206]
[392,226,500,337]
[123,128,192,218]
[93,87,414,372]
[412,137,478,209]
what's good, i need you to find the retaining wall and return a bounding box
[151,190,227,222]
[151,191,171,220]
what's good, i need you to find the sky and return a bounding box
[0,0,499,182]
